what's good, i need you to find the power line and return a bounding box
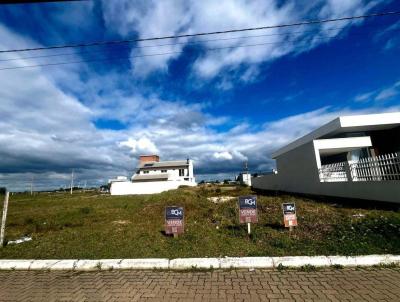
[0,24,388,63]
[0,35,360,71]
[0,27,394,71]
[0,0,87,4]
[0,26,352,62]
[3,21,398,72]
[0,10,399,53]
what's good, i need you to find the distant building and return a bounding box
[110,155,196,195]
[252,112,400,204]
[237,172,251,186]
[237,161,252,186]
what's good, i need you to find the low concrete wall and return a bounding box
[252,175,400,204]
[252,174,281,191]
[110,181,196,195]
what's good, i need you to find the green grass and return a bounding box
[0,185,399,259]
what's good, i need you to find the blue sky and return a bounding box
[0,0,399,190]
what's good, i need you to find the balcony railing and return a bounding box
[319,153,400,182]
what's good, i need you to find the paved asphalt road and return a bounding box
[0,268,399,301]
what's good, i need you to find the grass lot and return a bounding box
[0,185,399,259]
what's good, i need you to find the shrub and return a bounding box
[277,263,286,271]
[79,207,92,215]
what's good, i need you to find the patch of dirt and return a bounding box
[112,220,131,225]
[207,196,236,204]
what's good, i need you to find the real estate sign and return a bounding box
[282,202,297,227]
[238,195,258,223]
[165,206,184,235]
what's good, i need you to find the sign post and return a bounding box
[282,202,297,231]
[0,190,9,248]
[165,206,184,237]
[238,195,257,235]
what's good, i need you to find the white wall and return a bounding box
[239,173,252,186]
[110,180,196,195]
[188,160,195,182]
[313,137,372,168]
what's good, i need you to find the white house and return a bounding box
[252,112,400,204]
[110,155,197,195]
[237,172,252,186]
[236,162,252,186]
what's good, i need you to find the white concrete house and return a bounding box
[110,155,197,195]
[237,162,252,186]
[237,172,252,186]
[252,112,400,204]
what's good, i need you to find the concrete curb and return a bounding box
[0,255,398,271]
[170,258,220,270]
[220,257,274,269]
[272,256,331,268]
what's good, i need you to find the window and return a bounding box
[161,169,167,173]
[179,169,185,176]
[143,171,149,174]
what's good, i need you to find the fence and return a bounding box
[318,162,348,182]
[319,153,400,182]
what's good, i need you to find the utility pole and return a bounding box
[0,190,9,248]
[30,175,34,195]
[70,169,74,195]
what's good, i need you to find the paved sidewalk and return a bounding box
[0,268,399,301]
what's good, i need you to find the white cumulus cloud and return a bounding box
[119,137,159,155]
[213,151,233,160]
[101,0,382,85]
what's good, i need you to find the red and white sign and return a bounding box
[239,196,258,223]
[282,203,297,228]
[165,207,184,235]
